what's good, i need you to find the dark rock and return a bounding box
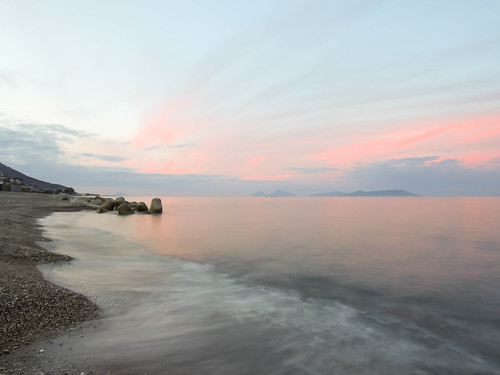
[114,197,126,207]
[136,202,149,212]
[117,203,134,215]
[150,198,163,214]
[100,199,115,211]
[88,198,103,207]
[96,207,107,214]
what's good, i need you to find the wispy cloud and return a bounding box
[314,115,500,167]
[284,167,339,174]
[240,173,295,182]
[79,153,127,163]
[43,123,94,138]
[0,122,127,170]
[142,143,197,151]
[0,124,65,164]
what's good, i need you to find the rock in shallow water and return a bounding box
[150,198,162,214]
[114,196,126,208]
[100,199,115,211]
[136,201,149,212]
[117,203,134,215]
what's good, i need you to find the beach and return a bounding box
[0,192,100,374]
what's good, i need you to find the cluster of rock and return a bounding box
[99,196,163,215]
[60,195,163,215]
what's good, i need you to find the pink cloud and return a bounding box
[456,121,500,144]
[240,172,295,181]
[139,161,202,175]
[133,96,199,149]
[459,152,500,166]
[137,152,217,175]
[248,156,263,165]
[314,115,500,168]
[67,107,500,185]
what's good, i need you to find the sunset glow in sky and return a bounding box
[1,0,500,195]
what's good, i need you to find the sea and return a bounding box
[37,197,500,374]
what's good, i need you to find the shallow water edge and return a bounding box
[30,201,500,374]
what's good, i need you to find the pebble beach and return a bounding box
[0,192,100,374]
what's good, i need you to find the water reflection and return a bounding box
[92,197,500,320]
[37,197,500,373]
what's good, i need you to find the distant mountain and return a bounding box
[310,189,419,197]
[251,190,296,197]
[251,191,268,197]
[0,161,70,192]
[269,190,295,197]
[348,189,419,197]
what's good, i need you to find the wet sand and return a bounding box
[0,192,100,374]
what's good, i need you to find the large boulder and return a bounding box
[136,201,149,212]
[150,198,163,214]
[117,203,134,215]
[92,196,105,204]
[89,198,104,206]
[96,207,107,214]
[100,199,115,211]
[114,196,126,208]
[69,196,88,206]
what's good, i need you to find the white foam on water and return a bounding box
[37,212,499,375]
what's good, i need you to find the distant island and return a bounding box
[251,190,296,197]
[309,189,419,197]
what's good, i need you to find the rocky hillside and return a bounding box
[0,162,70,192]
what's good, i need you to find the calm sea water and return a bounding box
[38,197,500,374]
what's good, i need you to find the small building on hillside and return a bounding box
[10,184,22,192]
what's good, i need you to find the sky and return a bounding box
[1,0,500,196]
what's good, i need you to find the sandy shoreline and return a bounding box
[0,192,100,374]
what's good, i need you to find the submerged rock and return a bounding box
[150,198,163,214]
